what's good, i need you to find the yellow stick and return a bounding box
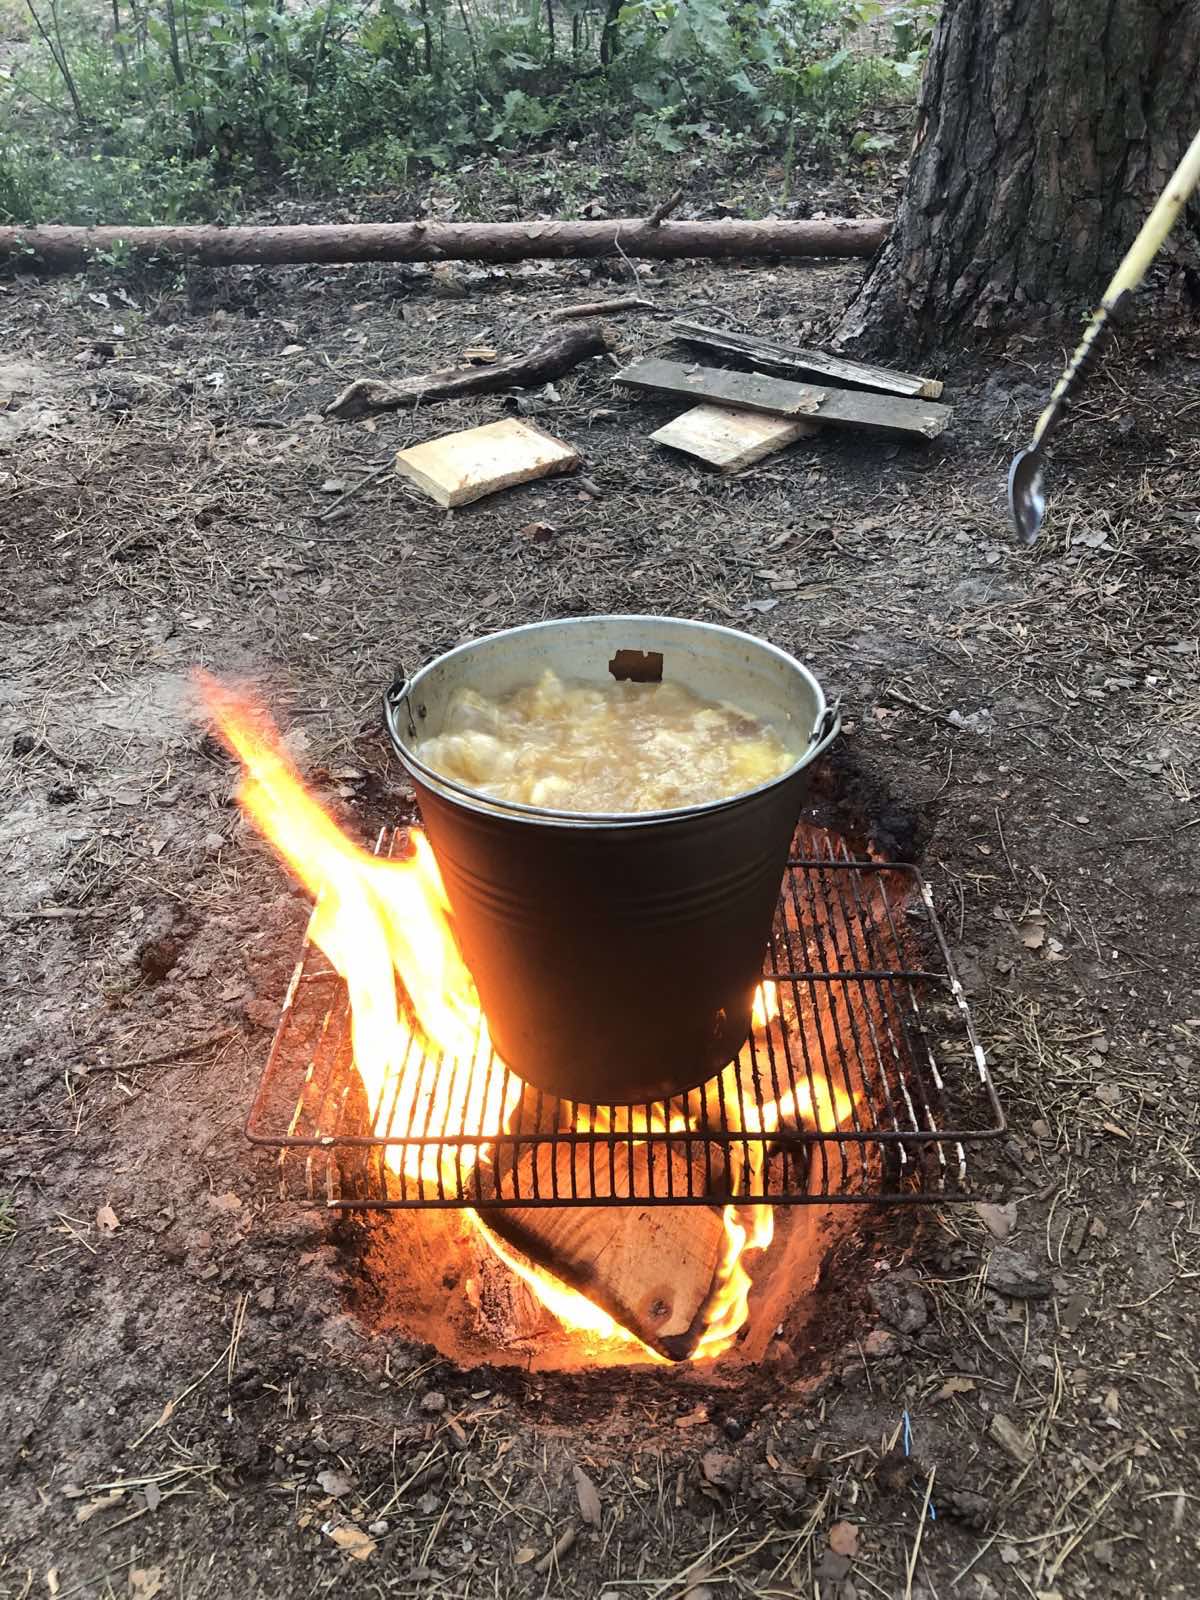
[1031,123,1200,449]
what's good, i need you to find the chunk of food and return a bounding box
[415,669,792,813]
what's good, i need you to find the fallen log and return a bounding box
[0,217,891,273]
[324,323,608,421]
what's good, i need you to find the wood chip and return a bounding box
[325,1523,376,1561]
[394,419,579,508]
[650,403,818,472]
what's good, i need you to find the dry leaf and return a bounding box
[280,343,305,356]
[95,1203,120,1234]
[828,1521,859,1557]
[317,1468,354,1497]
[325,1523,376,1561]
[936,1376,977,1400]
[129,1567,164,1600]
[513,1547,537,1566]
[1095,1084,1122,1107]
[674,1404,709,1429]
[573,1465,602,1528]
[46,1572,59,1597]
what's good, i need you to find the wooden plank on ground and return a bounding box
[671,319,944,399]
[616,357,951,440]
[616,357,826,420]
[485,1141,725,1361]
[651,403,819,471]
[394,418,580,508]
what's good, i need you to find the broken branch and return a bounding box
[324,324,609,421]
[645,187,685,227]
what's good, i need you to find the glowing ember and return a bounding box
[199,675,856,1364]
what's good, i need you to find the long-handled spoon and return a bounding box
[1009,124,1200,545]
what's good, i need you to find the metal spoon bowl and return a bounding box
[1007,448,1045,547]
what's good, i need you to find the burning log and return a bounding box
[484,1141,728,1361]
[0,217,891,274]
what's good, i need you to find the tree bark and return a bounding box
[0,217,889,273]
[840,0,1200,354]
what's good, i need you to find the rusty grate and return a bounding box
[245,825,1004,1208]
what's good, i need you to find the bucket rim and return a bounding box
[385,613,839,829]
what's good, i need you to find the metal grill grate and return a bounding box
[245,825,1004,1207]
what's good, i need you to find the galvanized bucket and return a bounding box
[384,616,839,1104]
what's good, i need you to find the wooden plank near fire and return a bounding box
[484,1141,726,1361]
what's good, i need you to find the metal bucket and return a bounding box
[384,616,839,1104]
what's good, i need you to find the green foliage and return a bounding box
[1,0,935,224]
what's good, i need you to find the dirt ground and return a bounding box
[2,209,1199,1600]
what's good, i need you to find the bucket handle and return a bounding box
[383,671,417,754]
[809,699,841,759]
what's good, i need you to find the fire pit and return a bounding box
[200,675,1005,1367]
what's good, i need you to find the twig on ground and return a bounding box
[317,460,392,520]
[72,1028,238,1074]
[903,1466,937,1600]
[549,295,659,320]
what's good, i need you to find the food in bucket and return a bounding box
[415,668,792,812]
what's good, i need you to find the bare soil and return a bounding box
[2,222,1199,1600]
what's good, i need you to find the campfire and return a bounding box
[204,675,1001,1366]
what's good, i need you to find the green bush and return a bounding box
[1,0,931,224]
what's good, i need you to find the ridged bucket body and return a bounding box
[386,616,839,1103]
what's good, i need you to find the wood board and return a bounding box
[650,403,819,471]
[616,357,951,440]
[484,1140,726,1360]
[670,319,944,399]
[616,357,826,420]
[394,418,580,508]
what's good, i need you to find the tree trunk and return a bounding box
[840,0,1200,354]
[0,217,889,273]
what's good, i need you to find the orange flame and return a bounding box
[199,676,856,1363]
